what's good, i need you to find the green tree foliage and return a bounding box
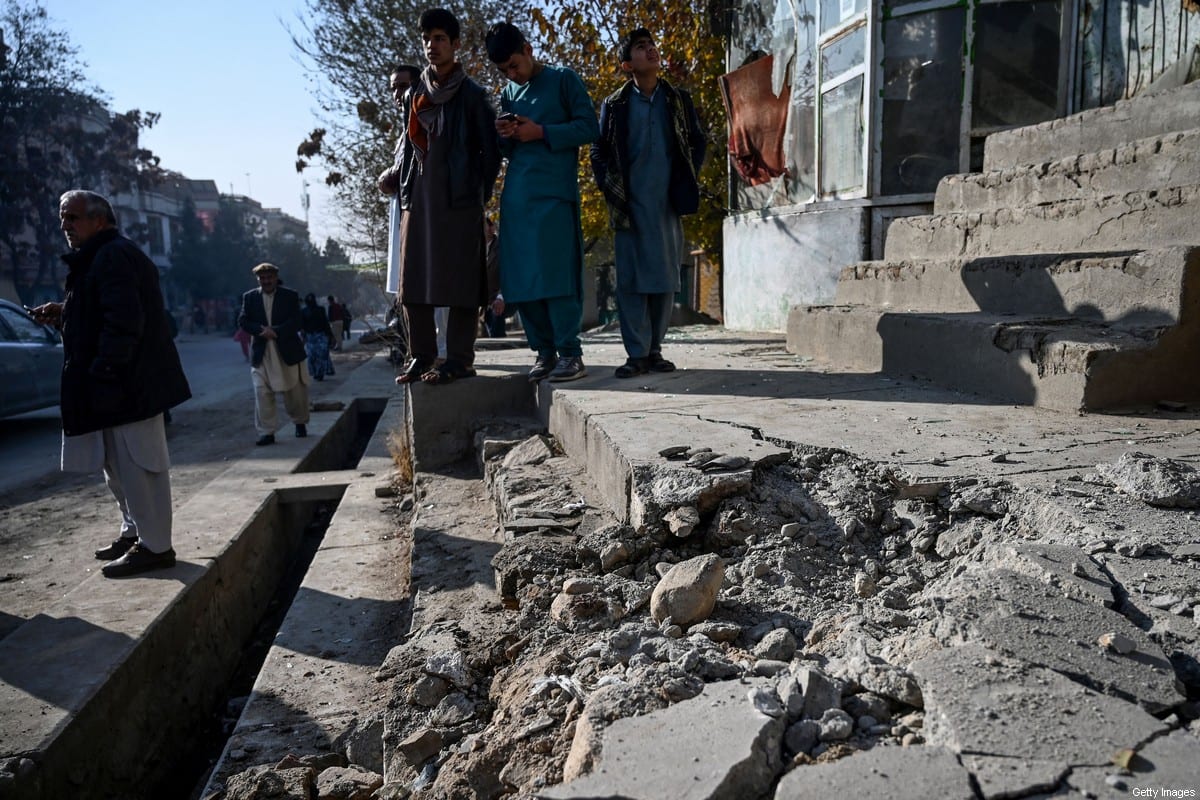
[167,196,211,296]
[0,0,162,297]
[322,236,349,266]
[530,0,728,258]
[170,196,356,306]
[289,0,527,256]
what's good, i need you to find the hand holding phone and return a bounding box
[498,112,519,122]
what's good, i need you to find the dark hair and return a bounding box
[393,64,421,81]
[619,27,654,62]
[305,293,317,306]
[419,8,460,41]
[485,22,527,63]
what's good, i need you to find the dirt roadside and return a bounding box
[0,348,379,642]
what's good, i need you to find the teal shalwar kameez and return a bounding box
[498,64,599,359]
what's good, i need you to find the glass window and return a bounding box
[821,25,867,82]
[821,0,867,32]
[971,0,1062,132]
[788,3,819,200]
[147,214,165,256]
[880,7,966,194]
[820,75,864,195]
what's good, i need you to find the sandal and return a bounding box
[422,359,477,385]
[396,357,434,384]
[614,357,649,379]
[647,353,676,373]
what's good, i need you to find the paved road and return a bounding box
[0,333,275,497]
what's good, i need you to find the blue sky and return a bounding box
[40,0,339,246]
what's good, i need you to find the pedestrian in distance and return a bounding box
[590,27,707,378]
[238,263,311,445]
[326,295,346,351]
[191,304,207,334]
[381,7,501,386]
[486,21,599,382]
[30,189,192,578]
[301,292,336,381]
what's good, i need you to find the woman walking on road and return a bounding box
[301,293,336,381]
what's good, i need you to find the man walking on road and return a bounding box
[31,190,191,578]
[238,263,310,445]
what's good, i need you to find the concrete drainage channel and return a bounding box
[0,355,405,800]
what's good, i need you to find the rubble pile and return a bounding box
[220,435,1200,799]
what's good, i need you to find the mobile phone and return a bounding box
[498,112,519,122]
[23,305,36,315]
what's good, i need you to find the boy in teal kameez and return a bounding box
[487,22,600,382]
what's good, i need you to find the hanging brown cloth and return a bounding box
[719,55,790,186]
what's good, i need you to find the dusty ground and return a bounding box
[0,347,379,643]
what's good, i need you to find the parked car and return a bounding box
[0,299,63,418]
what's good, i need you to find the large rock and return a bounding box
[912,644,1166,779]
[540,679,784,800]
[222,765,316,800]
[650,554,725,625]
[1096,452,1200,508]
[775,746,973,799]
[629,465,755,535]
[931,568,1181,712]
[315,764,384,800]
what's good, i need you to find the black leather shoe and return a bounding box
[95,537,137,560]
[528,355,556,382]
[255,434,275,446]
[295,424,307,438]
[102,544,176,578]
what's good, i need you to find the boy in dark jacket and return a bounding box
[590,28,706,378]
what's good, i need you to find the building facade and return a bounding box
[722,0,1200,329]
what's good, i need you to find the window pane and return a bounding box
[820,25,867,83]
[821,0,867,33]
[730,0,778,68]
[788,7,819,201]
[820,75,864,195]
[880,7,965,194]
[971,0,1061,131]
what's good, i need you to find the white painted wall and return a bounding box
[723,205,868,331]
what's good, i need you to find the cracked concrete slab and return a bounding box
[774,745,974,800]
[960,754,1069,799]
[931,568,1181,711]
[1064,730,1200,797]
[912,644,1167,771]
[538,678,784,800]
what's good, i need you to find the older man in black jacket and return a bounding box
[237,263,310,445]
[32,190,192,578]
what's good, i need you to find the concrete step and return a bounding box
[833,247,1200,325]
[983,80,1200,171]
[787,307,1200,411]
[937,129,1200,215]
[884,182,1200,261]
